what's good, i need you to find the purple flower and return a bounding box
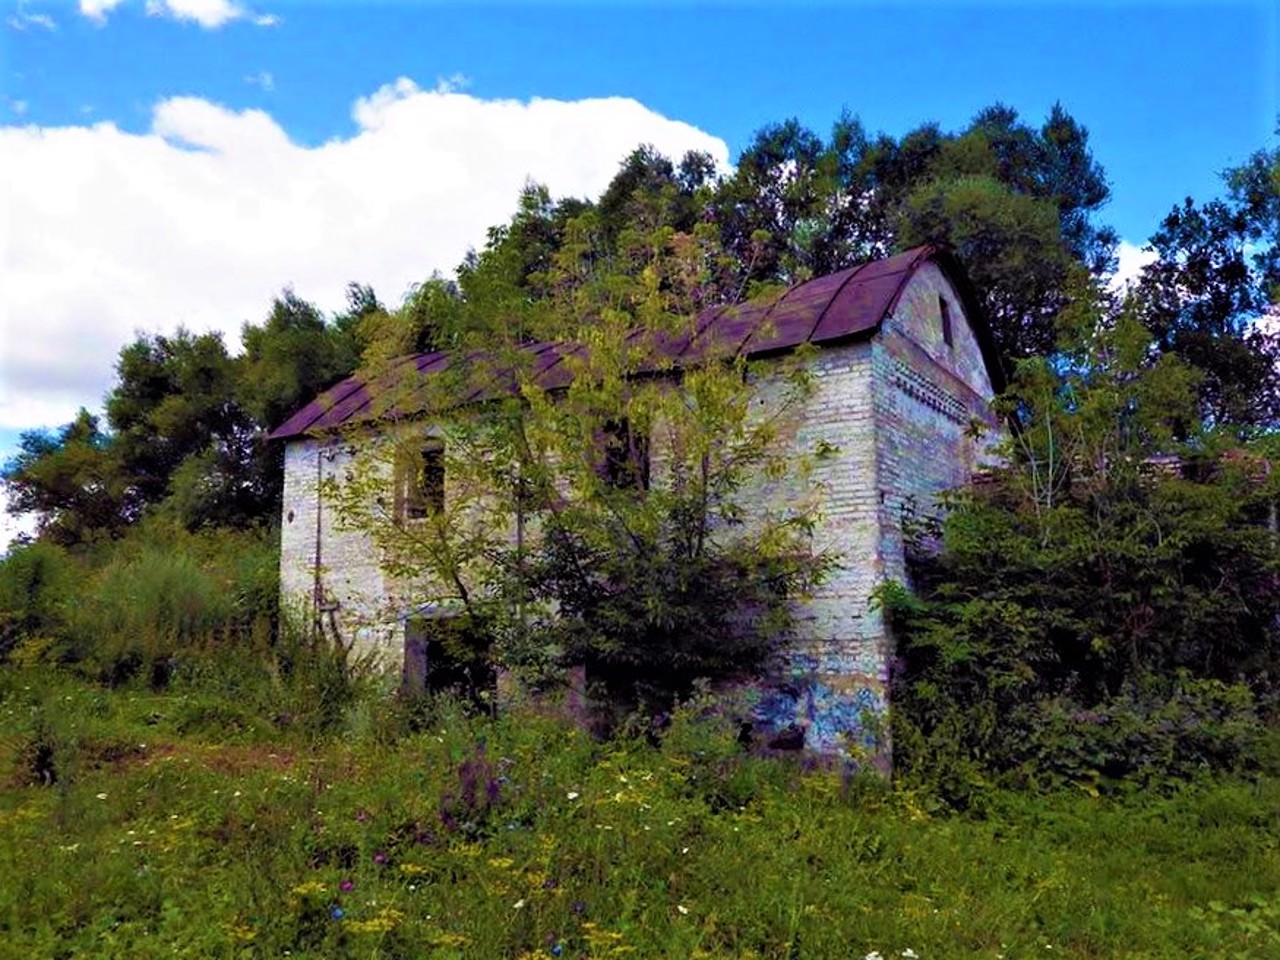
[373,851,388,865]
[570,900,587,916]
[339,879,354,893]
[355,809,370,823]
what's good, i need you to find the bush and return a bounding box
[1005,678,1264,791]
[0,540,76,661]
[885,304,1280,801]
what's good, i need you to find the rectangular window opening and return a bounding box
[396,439,445,521]
[403,612,495,703]
[939,295,954,348]
[601,419,650,491]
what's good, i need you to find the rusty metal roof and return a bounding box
[268,244,999,441]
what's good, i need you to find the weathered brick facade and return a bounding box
[275,248,1000,752]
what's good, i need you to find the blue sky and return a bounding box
[1,0,1277,542]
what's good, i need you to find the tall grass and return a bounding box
[1,521,280,685]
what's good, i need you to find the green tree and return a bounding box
[2,410,130,545]
[106,329,247,514]
[326,216,831,718]
[238,289,360,431]
[1132,140,1280,428]
[712,103,1117,362]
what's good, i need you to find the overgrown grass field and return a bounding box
[2,667,1278,960]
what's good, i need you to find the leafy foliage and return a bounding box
[711,103,1117,362]
[884,283,1280,799]
[327,209,832,719]
[1132,140,1280,428]
[2,411,129,545]
[3,288,364,541]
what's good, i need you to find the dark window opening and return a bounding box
[403,613,495,705]
[396,439,445,521]
[938,295,954,348]
[600,419,650,491]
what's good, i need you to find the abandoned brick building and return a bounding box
[270,245,1003,751]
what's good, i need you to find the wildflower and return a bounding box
[373,851,388,865]
[677,905,690,915]
[355,809,370,823]
[339,879,354,892]
[550,944,563,957]
[566,791,579,801]
[330,906,345,920]
[513,898,526,910]
[95,793,107,800]
[570,900,587,915]
[902,951,918,959]
[865,953,884,960]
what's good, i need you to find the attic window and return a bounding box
[938,295,954,348]
[395,439,445,522]
[600,419,650,491]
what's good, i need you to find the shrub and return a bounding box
[0,540,76,661]
[885,299,1280,801]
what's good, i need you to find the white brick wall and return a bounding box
[279,438,403,660]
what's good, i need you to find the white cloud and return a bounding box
[79,0,125,23]
[162,0,247,29]
[0,508,38,555]
[0,80,730,433]
[1108,239,1159,292]
[91,0,279,28]
[8,5,57,31]
[158,0,278,29]
[8,99,28,116]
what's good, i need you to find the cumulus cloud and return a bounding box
[0,79,730,432]
[161,0,248,29]
[79,0,124,23]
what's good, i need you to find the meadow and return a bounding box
[2,663,1278,960]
